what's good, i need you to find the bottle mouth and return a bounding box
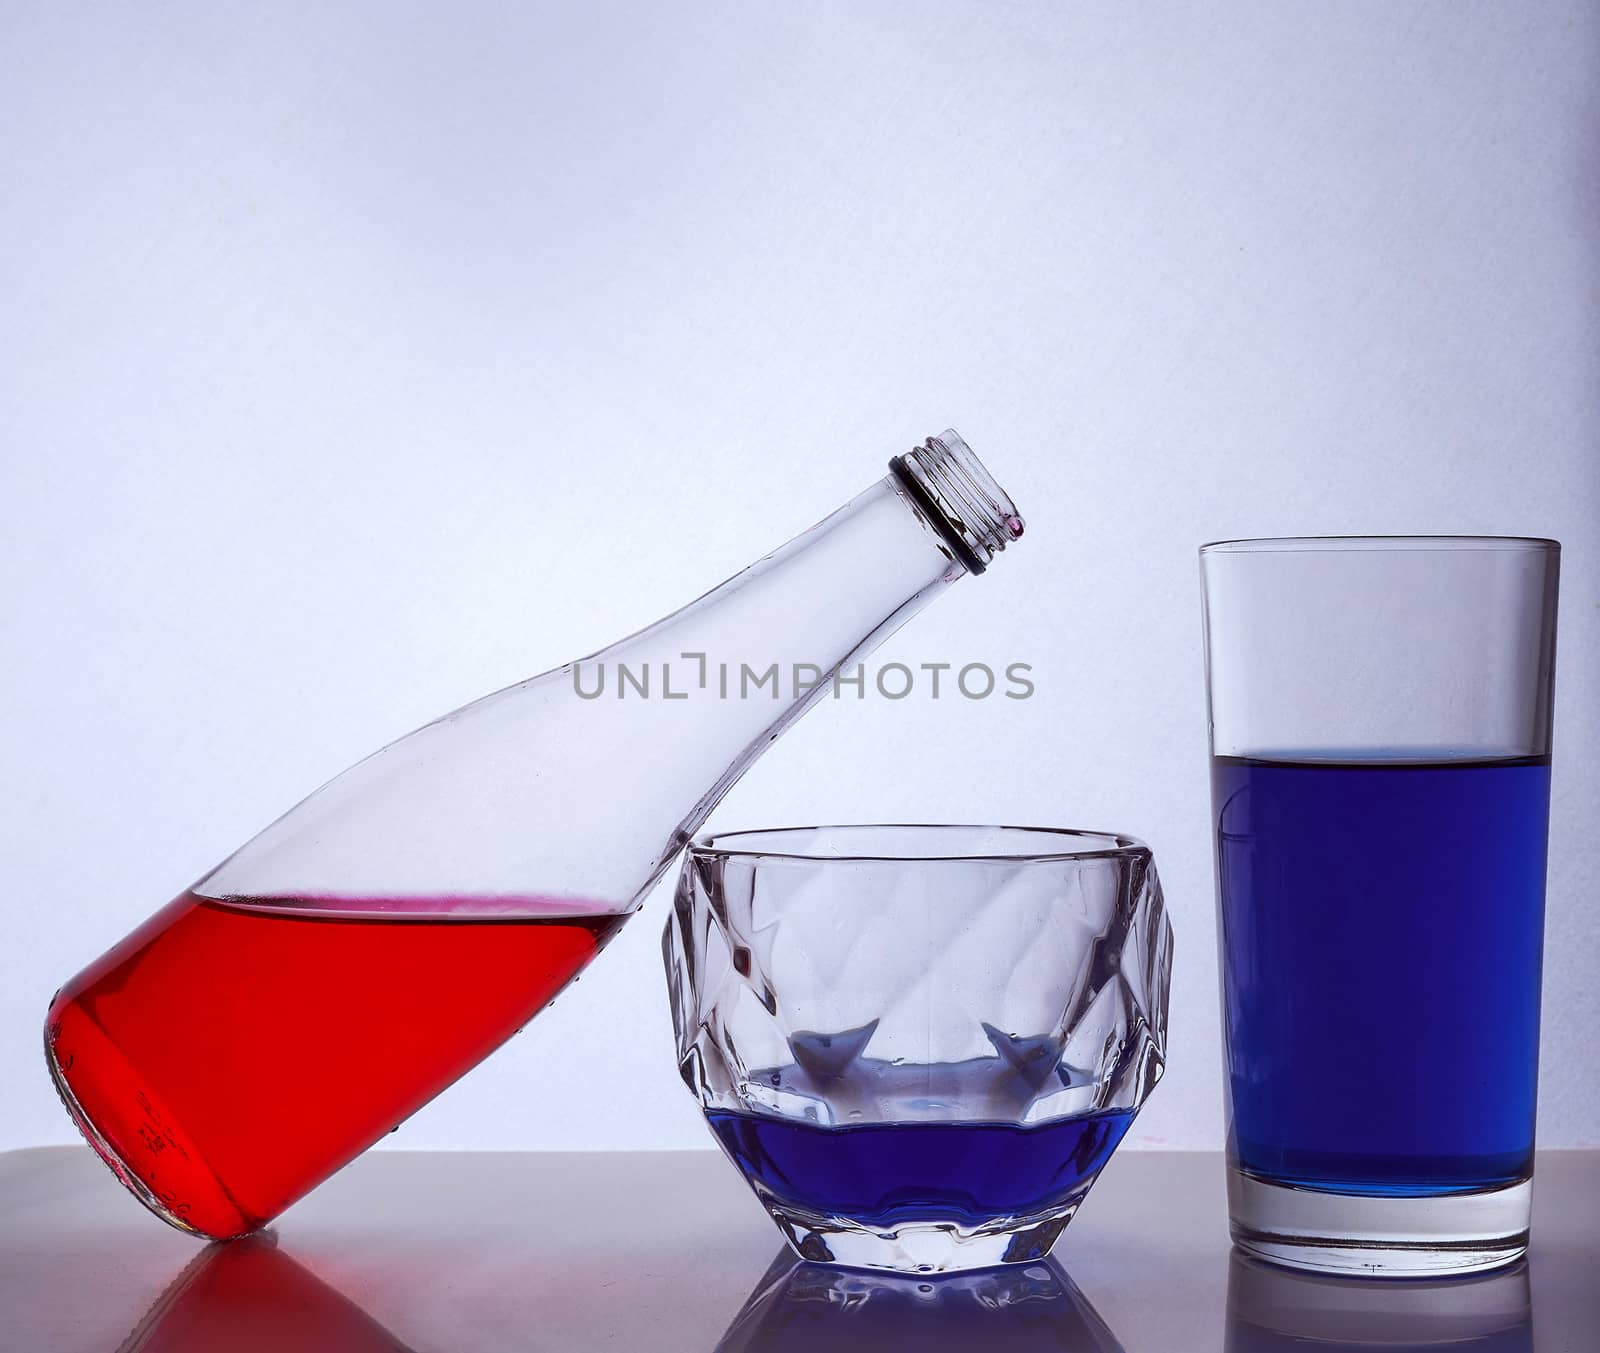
[889,429,1025,575]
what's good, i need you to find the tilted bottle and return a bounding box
[46,430,1025,1240]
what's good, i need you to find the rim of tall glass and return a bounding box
[689,824,1149,865]
[1200,535,1559,555]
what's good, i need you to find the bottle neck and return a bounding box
[598,429,1023,679]
[584,431,1023,902]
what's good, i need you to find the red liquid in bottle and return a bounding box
[46,891,624,1239]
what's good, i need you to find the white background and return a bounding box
[3,2,1596,1157]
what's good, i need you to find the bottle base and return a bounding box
[1227,1166,1531,1277]
[44,1008,251,1240]
[45,1034,206,1238]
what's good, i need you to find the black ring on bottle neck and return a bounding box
[888,455,986,576]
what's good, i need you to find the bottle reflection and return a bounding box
[118,1235,416,1352]
[714,1251,1125,1353]
[1226,1252,1532,1352]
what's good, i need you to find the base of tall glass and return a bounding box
[1227,1168,1531,1277]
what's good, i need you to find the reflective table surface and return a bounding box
[3,1147,1595,1351]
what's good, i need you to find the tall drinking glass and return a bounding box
[1200,537,1559,1276]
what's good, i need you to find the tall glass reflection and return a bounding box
[1226,1251,1532,1352]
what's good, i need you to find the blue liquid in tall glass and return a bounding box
[706,1108,1133,1227]
[1213,755,1549,1197]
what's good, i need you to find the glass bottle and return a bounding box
[45,430,1025,1240]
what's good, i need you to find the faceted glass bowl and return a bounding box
[663,825,1173,1273]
